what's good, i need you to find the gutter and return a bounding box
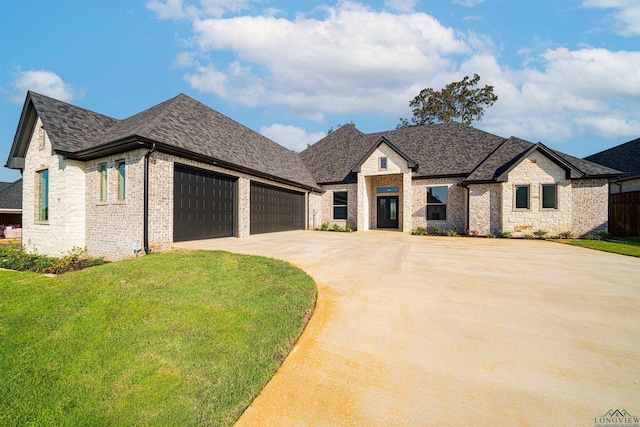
[143,143,156,254]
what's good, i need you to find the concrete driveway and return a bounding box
[174,231,640,426]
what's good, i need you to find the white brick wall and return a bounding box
[22,117,86,257]
[412,177,467,232]
[572,178,608,236]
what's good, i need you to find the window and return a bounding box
[117,161,126,200]
[100,164,108,202]
[515,185,529,209]
[542,184,557,209]
[379,157,388,170]
[333,191,348,220]
[37,169,49,221]
[426,186,447,220]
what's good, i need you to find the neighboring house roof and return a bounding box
[584,137,640,181]
[7,92,320,191]
[0,179,22,211]
[300,122,620,184]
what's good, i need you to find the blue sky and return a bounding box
[1,0,639,182]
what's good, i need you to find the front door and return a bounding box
[377,196,399,229]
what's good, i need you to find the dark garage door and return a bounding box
[174,166,235,242]
[250,182,305,234]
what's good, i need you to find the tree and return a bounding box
[398,73,497,128]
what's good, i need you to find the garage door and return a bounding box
[250,182,305,234]
[174,166,235,242]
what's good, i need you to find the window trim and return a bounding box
[99,163,108,202]
[541,183,558,210]
[117,160,126,201]
[333,191,348,220]
[426,186,447,221]
[379,156,387,170]
[514,185,530,210]
[37,169,49,222]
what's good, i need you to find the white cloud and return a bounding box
[260,124,326,152]
[384,0,417,13]
[452,0,485,7]
[581,0,640,36]
[5,69,83,104]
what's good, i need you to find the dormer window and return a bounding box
[379,157,387,170]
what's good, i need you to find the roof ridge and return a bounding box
[131,94,186,136]
[463,137,511,182]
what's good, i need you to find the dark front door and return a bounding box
[377,196,399,229]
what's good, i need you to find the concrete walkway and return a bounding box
[174,231,640,426]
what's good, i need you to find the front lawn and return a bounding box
[0,250,316,426]
[555,236,640,257]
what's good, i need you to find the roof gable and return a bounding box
[352,136,418,173]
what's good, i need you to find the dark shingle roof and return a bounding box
[0,179,22,210]
[23,92,319,190]
[584,137,640,178]
[301,122,621,184]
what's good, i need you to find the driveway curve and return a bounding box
[174,231,640,426]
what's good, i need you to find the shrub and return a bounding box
[431,225,444,236]
[0,244,105,274]
[318,222,329,231]
[332,223,343,232]
[412,226,427,236]
[523,234,533,240]
[556,230,573,239]
[486,233,496,238]
[344,223,354,232]
[497,230,512,239]
[446,228,458,237]
[533,229,548,239]
[583,231,612,241]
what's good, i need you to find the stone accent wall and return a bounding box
[502,151,573,236]
[22,117,86,257]
[320,183,357,228]
[468,183,502,235]
[308,192,322,229]
[411,177,467,232]
[572,178,609,236]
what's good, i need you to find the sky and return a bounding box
[1,0,639,183]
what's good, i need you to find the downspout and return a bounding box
[143,143,156,254]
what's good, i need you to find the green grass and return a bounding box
[0,250,316,426]
[554,236,640,257]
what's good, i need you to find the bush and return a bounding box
[0,244,105,274]
[486,233,496,238]
[497,230,512,239]
[523,234,533,240]
[344,223,354,232]
[317,222,329,231]
[446,228,458,237]
[533,229,548,239]
[583,231,612,241]
[556,230,573,239]
[431,225,444,236]
[332,223,343,232]
[412,226,427,236]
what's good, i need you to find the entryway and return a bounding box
[377,196,398,229]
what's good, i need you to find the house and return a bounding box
[0,179,22,238]
[6,92,620,260]
[585,138,640,236]
[301,123,619,238]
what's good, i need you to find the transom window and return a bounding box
[379,157,387,170]
[542,184,557,209]
[426,186,447,220]
[515,185,529,209]
[333,191,348,220]
[100,164,108,202]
